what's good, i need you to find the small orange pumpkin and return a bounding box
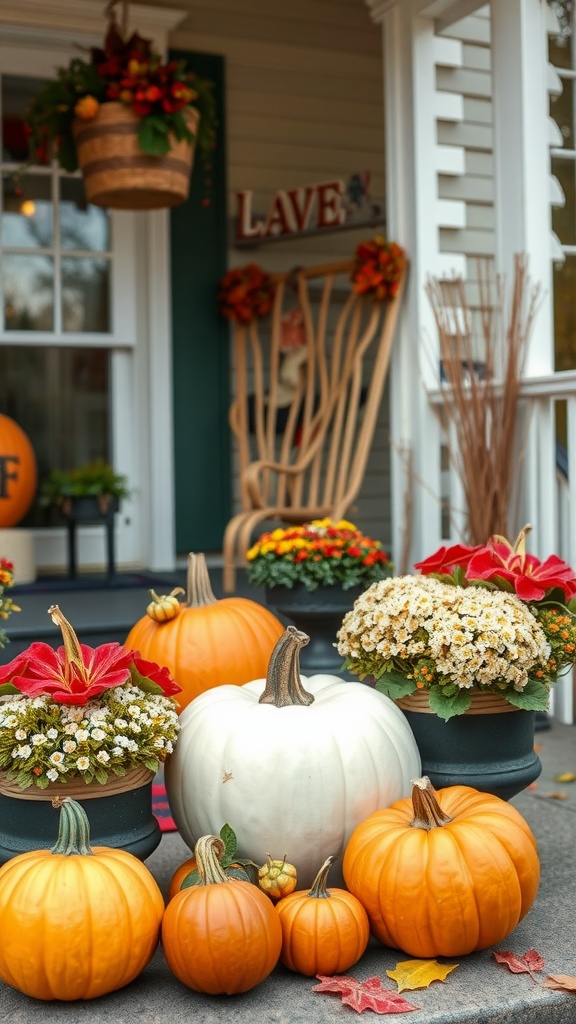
[0,414,37,527]
[275,855,370,976]
[162,834,282,994]
[125,553,284,712]
[0,797,164,1000]
[343,776,540,958]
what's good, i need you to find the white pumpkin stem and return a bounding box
[186,553,217,607]
[194,834,232,885]
[259,626,314,707]
[307,855,335,899]
[410,776,453,830]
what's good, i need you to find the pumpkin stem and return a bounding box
[186,553,218,607]
[50,796,94,856]
[410,777,453,830]
[258,626,315,707]
[194,834,232,885]
[307,855,335,899]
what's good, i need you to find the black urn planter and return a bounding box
[265,583,364,677]
[58,494,120,580]
[0,768,161,865]
[395,692,542,801]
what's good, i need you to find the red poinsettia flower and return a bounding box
[414,542,483,575]
[0,606,180,705]
[466,543,576,602]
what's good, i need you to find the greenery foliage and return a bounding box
[40,460,130,506]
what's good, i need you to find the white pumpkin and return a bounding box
[165,627,421,888]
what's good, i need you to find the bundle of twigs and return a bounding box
[426,255,541,544]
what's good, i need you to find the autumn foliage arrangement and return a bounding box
[0,558,20,650]
[337,525,576,719]
[0,605,180,789]
[217,263,276,324]
[25,8,215,173]
[246,518,393,591]
[351,237,407,302]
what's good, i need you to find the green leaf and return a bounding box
[180,868,200,889]
[138,116,171,157]
[0,682,20,697]
[375,674,416,700]
[427,685,472,721]
[219,822,238,861]
[505,679,550,711]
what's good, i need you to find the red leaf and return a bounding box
[313,975,419,1014]
[492,949,545,980]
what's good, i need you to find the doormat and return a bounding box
[12,572,185,595]
[152,780,177,833]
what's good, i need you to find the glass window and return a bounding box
[3,253,54,330]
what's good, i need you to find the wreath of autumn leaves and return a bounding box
[218,237,407,325]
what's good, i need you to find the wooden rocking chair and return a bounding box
[222,256,408,592]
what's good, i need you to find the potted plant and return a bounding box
[25,2,216,210]
[0,559,20,650]
[0,604,181,862]
[40,459,130,519]
[246,518,393,674]
[336,525,576,798]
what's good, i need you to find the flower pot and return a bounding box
[265,583,364,676]
[0,766,161,864]
[72,102,198,211]
[395,690,542,801]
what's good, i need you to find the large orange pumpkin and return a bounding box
[124,552,284,712]
[342,776,540,959]
[0,414,37,527]
[0,797,164,1000]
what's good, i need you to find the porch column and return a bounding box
[490,0,554,377]
[366,0,459,570]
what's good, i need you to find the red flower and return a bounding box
[218,264,275,324]
[351,237,407,302]
[466,543,576,602]
[414,543,483,575]
[0,606,181,705]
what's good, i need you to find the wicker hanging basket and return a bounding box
[72,102,198,211]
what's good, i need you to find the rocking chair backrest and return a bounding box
[223,256,407,591]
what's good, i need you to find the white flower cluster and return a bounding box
[0,682,180,790]
[336,574,551,692]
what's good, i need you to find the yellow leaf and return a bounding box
[553,772,576,783]
[386,959,459,992]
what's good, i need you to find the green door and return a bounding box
[169,51,230,554]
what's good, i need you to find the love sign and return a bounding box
[236,179,347,241]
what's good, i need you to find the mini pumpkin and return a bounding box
[343,776,541,958]
[275,855,370,976]
[0,797,164,1000]
[258,855,298,900]
[162,834,282,994]
[125,552,284,711]
[146,587,185,622]
[165,626,421,889]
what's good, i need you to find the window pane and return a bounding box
[3,253,54,330]
[1,75,40,162]
[554,254,576,369]
[60,178,110,251]
[2,174,53,247]
[62,257,111,332]
[0,345,111,525]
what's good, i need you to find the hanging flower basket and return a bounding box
[72,102,199,210]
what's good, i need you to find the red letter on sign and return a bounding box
[236,191,265,240]
[286,186,316,232]
[316,180,346,228]
[264,191,293,237]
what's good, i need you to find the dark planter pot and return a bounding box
[0,771,161,865]
[395,693,541,801]
[265,583,364,676]
[59,494,120,522]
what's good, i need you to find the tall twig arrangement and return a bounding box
[426,255,541,544]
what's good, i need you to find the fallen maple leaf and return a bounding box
[543,974,576,992]
[386,959,459,992]
[313,975,420,1014]
[493,949,545,980]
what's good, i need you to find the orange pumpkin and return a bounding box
[275,855,370,976]
[0,797,164,1000]
[0,414,37,527]
[125,552,284,711]
[342,776,540,959]
[162,834,282,994]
